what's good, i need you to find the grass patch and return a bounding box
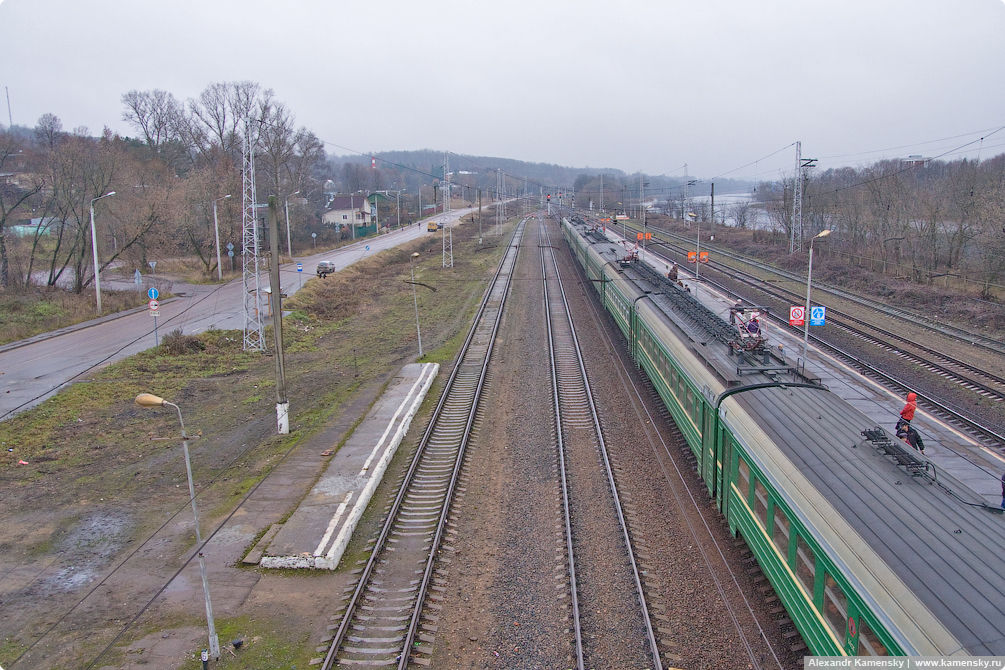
[0,635,27,665]
[0,217,515,668]
[0,285,149,345]
[207,614,313,668]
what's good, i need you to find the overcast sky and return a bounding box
[2,0,1003,181]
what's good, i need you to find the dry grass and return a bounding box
[0,285,148,345]
[0,217,514,670]
[649,215,1005,338]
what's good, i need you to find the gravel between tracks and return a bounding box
[428,217,801,670]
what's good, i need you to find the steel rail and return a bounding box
[686,244,1005,400]
[697,269,1005,447]
[622,223,1005,446]
[561,215,778,670]
[638,223,1005,355]
[542,219,663,670]
[320,220,527,669]
[542,226,585,670]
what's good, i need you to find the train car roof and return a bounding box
[726,384,1005,656]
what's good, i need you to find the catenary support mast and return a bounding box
[242,118,265,351]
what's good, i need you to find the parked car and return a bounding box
[317,261,336,278]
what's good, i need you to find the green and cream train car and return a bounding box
[563,216,1005,658]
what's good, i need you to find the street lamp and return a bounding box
[89,191,115,314]
[134,393,220,660]
[802,229,832,361]
[212,195,231,282]
[410,252,423,358]
[284,190,300,258]
[688,212,699,297]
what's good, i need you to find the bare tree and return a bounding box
[972,155,1005,297]
[0,130,44,288]
[34,113,64,152]
[257,101,297,197]
[184,81,271,166]
[728,200,753,230]
[121,89,182,156]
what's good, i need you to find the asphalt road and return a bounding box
[0,208,478,421]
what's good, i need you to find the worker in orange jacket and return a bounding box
[896,392,923,452]
[900,392,917,422]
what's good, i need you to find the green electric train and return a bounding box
[563,215,1005,658]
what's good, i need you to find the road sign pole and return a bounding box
[154,313,159,346]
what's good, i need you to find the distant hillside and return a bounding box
[328,149,752,198]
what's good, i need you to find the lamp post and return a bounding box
[641,179,649,262]
[802,229,832,361]
[89,191,115,314]
[134,393,220,660]
[212,195,231,281]
[687,212,699,297]
[284,190,300,258]
[410,252,423,357]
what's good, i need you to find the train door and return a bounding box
[700,387,719,500]
[701,403,715,498]
[715,422,730,512]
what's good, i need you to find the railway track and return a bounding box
[617,221,1005,447]
[649,224,1005,356]
[555,214,787,669]
[318,220,527,669]
[540,219,661,669]
[638,225,1005,397]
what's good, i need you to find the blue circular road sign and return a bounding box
[147,287,159,300]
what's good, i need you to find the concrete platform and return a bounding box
[606,228,1005,505]
[257,362,438,570]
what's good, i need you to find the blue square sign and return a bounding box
[810,305,826,326]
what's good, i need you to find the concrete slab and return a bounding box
[259,362,438,570]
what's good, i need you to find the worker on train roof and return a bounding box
[900,392,917,423]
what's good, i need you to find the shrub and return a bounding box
[161,329,206,354]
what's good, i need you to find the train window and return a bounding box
[685,388,694,419]
[772,505,790,559]
[823,572,849,643]
[670,368,678,397]
[796,535,816,596]
[857,619,888,656]
[737,458,751,501]
[753,480,768,529]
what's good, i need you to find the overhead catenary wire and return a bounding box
[323,121,1005,214]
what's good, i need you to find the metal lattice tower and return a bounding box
[443,153,451,215]
[441,154,453,267]
[791,141,802,253]
[242,119,265,351]
[441,224,453,268]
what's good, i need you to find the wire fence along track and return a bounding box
[541,219,661,670]
[320,221,527,669]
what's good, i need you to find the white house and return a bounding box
[322,194,373,227]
